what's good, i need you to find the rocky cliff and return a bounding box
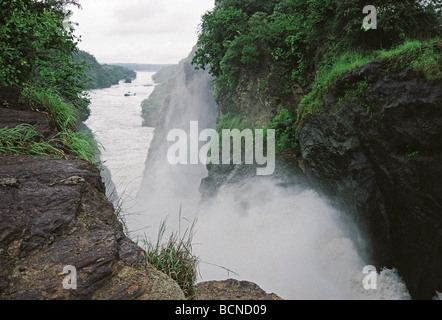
[297,61,442,299]
[207,54,441,299]
[0,154,185,300]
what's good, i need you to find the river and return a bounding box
[85,72,155,226]
[85,71,412,300]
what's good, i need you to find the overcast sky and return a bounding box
[70,0,215,64]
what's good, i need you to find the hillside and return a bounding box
[72,50,137,90]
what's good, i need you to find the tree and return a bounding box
[0,0,90,120]
[193,0,441,94]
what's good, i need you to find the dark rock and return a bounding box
[0,86,27,110]
[0,178,19,188]
[0,154,185,300]
[195,279,283,300]
[0,107,58,139]
[297,61,442,299]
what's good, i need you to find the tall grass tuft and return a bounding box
[377,39,441,80]
[0,124,64,157]
[55,129,99,164]
[22,86,77,130]
[139,209,200,299]
[18,85,100,165]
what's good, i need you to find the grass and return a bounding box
[297,50,374,122]
[138,208,200,299]
[267,108,298,155]
[297,38,441,123]
[13,85,101,165]
[56,129,99,164]
[22,86,77,130]
[137,210,240,299]
[377,39,441,80]
[217,112,252,132]
[0,124,64,157]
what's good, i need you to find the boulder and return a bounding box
[0,154,185,300]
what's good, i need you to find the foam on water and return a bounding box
[192,178,411,300]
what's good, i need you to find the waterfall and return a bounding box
[114,52,411,300]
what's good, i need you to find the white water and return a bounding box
[85,72,411,300]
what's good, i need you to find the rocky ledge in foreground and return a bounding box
[0,154,283,300]
[0,154,185,300]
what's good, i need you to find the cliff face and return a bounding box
[0,154,185,300]
[208,53,441,299]
[220,61,304,128]
[297,61,442,299]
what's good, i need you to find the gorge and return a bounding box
[0,0,441,301]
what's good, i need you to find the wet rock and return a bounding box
[0,154,185,300]
[297,61,442,299]
[0,178,19,188]
[195,279,283,300]
[0,107,58,140]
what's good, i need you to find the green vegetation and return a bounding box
[267,109,298,154]
[23,86,77,130]
[406,151,421,159]
[0,0,101,164]
[193,0,440,95]
[217,112,252,132]
[13,86,99,164]
[213,113,254,164]
[0,124,63,157]
[140,213,199,299]
[0,0,91,121]
[72,50,137,90]
[298,39,441,122]
[377,40,442,80]
[193,0,441,153]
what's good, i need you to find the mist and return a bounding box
[128,54,411,300]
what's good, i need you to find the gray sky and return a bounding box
[70,0,215,64]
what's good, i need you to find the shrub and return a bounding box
[267,109,298,154]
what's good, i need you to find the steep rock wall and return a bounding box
[297,61,442,299]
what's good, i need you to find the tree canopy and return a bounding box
[193,0,441,91]
[0,0,89,120]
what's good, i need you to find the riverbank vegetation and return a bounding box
[0,0,100,163]
[192,0,441,155]
[72,50,137,90]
